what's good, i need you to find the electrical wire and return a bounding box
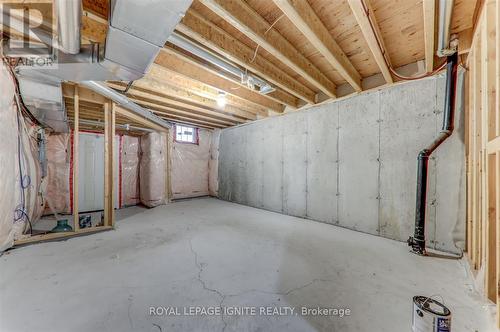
[2,56,35,234]
[249,14,285,63]
[359,0,447,81]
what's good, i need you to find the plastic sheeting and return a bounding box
[44,134,71,214]
[0,62,44,251]
[171,129,212,199]
[0,62,18,251]
[140,132,166,207]
[208,129,220,197]
[121,135,140,206]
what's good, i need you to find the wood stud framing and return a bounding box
[466,0,499,327]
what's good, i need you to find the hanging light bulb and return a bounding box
[216,91,227,108]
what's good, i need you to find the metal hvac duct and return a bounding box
[55,0,81,54]
[168,32,275,95]
[80,81,172,130]
[16,0,194,81]
[436,0,455,57]
[7,0,193,132]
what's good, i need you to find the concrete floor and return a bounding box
[0,197,495,331]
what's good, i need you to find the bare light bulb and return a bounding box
[216,91,227,108]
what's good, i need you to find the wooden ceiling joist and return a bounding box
[178,10,316,104]
[107,82,245,124]
[157,48,287,113]
[423,0,436,72]
[272,0,362,92]
[147,64,268,117]
[198,0,336,98]
[129,98,238,127]
[347,0,393,84]
[132,77,257,121]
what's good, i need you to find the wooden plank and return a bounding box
[347,0,393,83]
[103,103,111,227]
[488,136,500,154]
[199,0,336,97]
[108,82,243,124]
[133,77,257,120]
[157,48,288,112]
[472,37,482,268]
[273,0,361,91]
[147,64,268,117]
[114,105,168,133]
[62,83,107,104]
[423,0,436,71]
[496,152,500,328]
[73,86,80,232]
[110,103,115,228]
[481,3,496,300]
[14,226,114,246]
[178,9,316,104]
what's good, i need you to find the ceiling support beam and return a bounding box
[198,0,336,98]
[132,77,257,121]
[157,48,286,113]
[273,0,362,91]
[147,63,268,117]
[106,82,245,124]
[423,0,436,72]
[347,0,393,83]
[178,10,315,104]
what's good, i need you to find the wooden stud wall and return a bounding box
[14,86,171,246]
[466,0,500,327]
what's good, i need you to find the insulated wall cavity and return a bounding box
[140,132,166,207]
[44,134,71,214]
[121,135,140,206]
[0,63,18,251]
[218,73,465,254]
[171,129,211,199]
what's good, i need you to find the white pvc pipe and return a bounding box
[437,0,454,57]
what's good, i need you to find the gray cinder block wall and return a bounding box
[218,73,466,254]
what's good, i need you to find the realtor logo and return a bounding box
[1,2,56,67]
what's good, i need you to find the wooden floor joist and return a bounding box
[178,10,316,104]
[198,0,337,98]
[157,48,287,113]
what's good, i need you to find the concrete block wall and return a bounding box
[218,73,465,254]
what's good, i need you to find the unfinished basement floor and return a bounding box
[0,198,495,332]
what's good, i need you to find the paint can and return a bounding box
[412,296,451,332]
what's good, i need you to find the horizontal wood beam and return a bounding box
[113,105,168,132]
[157,48,287,112]
[107,82,246,124]
[178,9,316,104]
[147,63,268,116]
[133,76,257,120]
[273,0,362,91]
[347,0,393,83]
[199,0,336,97]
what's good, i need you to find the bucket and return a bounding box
[412,296,451,332]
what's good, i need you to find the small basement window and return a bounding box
[175,125,198,144]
